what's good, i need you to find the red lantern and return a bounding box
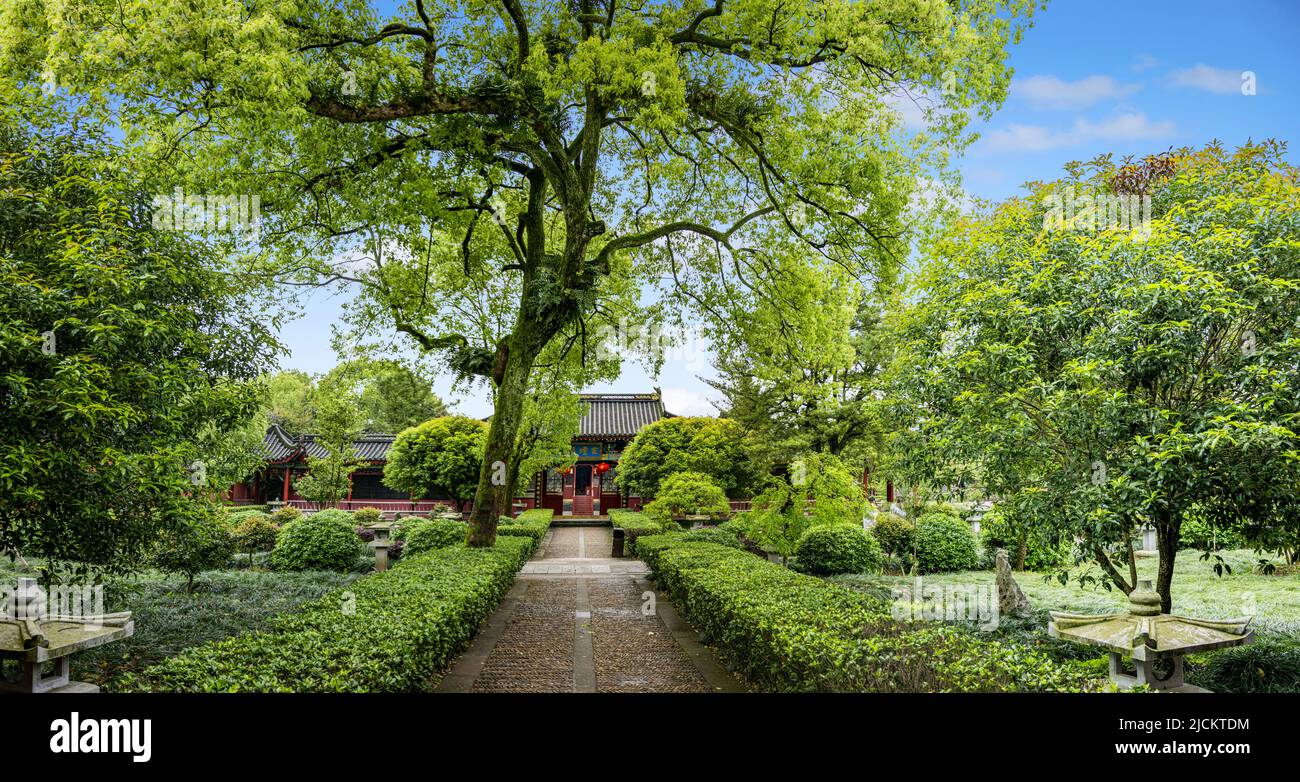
[595,462,610,474]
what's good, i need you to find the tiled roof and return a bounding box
[261,424,395,463]
[577,393,671,438]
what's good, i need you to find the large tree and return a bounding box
[889,142,1300,611]
[0,87,277,577]
[4,0,1035,545]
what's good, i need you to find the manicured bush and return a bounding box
[635,535,1090,693]
[870,514,915,557]
[230,513,279,564]
[353,507,383,527]
[121,536,534,692]
[153,505,237,593]
[269,510,365,572]
[680,526,744,549]
[643,471,731,524]
[270,506,302,527]
[795,525,883,575]
[496,509,552,551]
[403,519,468,556]
[914,513,978,573]
[610,509,675,554]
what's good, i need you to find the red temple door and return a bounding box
[573,464,594,515]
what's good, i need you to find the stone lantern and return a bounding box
[1048,579,1253,692]
[1,579,134,693]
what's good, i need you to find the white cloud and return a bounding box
[660,386,720,416]
[1014,75,1142,110]
[983,112,1175,153]
[1169,64,1250,94]
[1132,54,1159,73]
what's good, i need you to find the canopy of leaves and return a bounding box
[889,141,1300,599]
[0,87,277,577]
[617,416,758,499]
[383,415,489,507]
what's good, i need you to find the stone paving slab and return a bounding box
[436,526,744,693]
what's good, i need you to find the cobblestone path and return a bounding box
[435,526,744,693]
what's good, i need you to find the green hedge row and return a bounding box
[635,534,1093,693]
[496,508,553,546]
[609,509,675,554]
[120,536,535,692]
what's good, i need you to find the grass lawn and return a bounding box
[1,559,360,689]
[831,548,1300,636]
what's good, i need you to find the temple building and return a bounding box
[227,391,672,517]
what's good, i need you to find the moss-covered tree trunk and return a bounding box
[1155,510,1179,614]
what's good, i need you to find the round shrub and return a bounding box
[871,514,915,556]
[230,512,278,561]
[794,524,883,575]
[353,506,383,527]
[402,519,468,556]
[680,526,744,549]
[643,471,731,523]
[914,513,978,573]
[270,505,302,527]
[269,510,365,572]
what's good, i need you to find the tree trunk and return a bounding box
[467,344,536,546]
[1155,510,1179,614]
[1015,531,1028,571]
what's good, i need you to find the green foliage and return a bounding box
[1188,637,1300,694]
[609,509,675,555]
[352,507,382,527]
[635,535,1089,692]
[495,509,554,547]
[293,391,362,505]
[913,514,978,574]
[0,94,276,577]
[890,142,1300,605]
[731,452,869,561]
[120,537,534,692]
[871,514,916,557]
[383,416,488,508]
[269,505,302,527]
[978,505,1068,571]
[229,512,279,563]
[152,504,237,592]
[269,510,365,572]
[680,527,745,550]
[795,525,883,575]
[402,520,469,556]
[618,418,759,499]
[322,359,447,433]
[643,471,731,524]
[265,371,316,434]
[70,569,359,689]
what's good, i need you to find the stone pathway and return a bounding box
[436,526,744,693]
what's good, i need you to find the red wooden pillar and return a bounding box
[282,467,291,502]
[886,480,895,504]
[862,468,871,498]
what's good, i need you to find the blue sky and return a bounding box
[278,0,1300,418]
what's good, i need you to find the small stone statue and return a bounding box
[995,549,1032,617]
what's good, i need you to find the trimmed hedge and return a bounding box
[121,535,535,692]
[496,508,553,546]
[795,525,883,575]
[403,519,469,555]
[609,509,675,554]
[636,534,1091,693]
[269,510,365,572]
[914,513,978,573]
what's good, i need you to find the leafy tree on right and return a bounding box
[889,142,1300,612]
